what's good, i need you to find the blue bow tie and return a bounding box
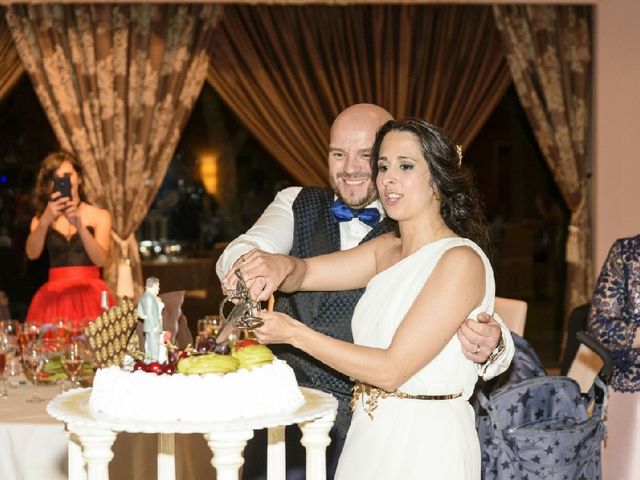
[330,199,380,227]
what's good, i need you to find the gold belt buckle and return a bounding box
[351,382,462,419]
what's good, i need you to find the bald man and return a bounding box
[217,104,513,478]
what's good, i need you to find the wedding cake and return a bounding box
[89,358,304,422]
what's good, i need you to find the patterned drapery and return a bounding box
[208,4,510,186]
[0,14,23,101]
[494,5,593,336]
[6,4,220,298]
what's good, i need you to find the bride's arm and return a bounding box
[222,235,387,301]
[254,246,486,392]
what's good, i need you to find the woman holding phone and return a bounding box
[25,151,115,327]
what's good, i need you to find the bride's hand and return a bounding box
[253,311,299,345]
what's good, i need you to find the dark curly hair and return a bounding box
[33,151,87,217]
[370,119,491,255]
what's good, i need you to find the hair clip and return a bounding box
[456,145,463,167]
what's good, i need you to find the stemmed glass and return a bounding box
[22,340,45,403]
[62,340,86,389]
[18,322,39,355]
[0,320,21,338]
[0,332,12,398]
[51,317,71,343]
[1,320,22,390]
[69,318,88,341]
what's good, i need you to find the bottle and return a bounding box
[100,290,109,312]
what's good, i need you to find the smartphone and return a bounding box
[53,174,72,199]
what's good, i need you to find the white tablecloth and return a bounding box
[0,377,217,480]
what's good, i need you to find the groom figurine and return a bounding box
[137,277,164,362]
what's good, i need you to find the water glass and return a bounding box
[7,354,21,387]
[22,340,45,403]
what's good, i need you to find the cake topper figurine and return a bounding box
[219,269,264,331]
[137,277,165,362]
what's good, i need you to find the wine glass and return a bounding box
[18,321,39,355]
[195,317,214,349]
[206,315,222,338]
[62,340,87,388]
[6,350,21,388]
[0,319,21,338]
[22,340,45,403]
[51,317,71,343]
[0,332,11,398]
[70,318,89,341]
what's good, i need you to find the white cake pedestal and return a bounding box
[48,388,337,480]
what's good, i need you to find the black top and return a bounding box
[46,227,95,267]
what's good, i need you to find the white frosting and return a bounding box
[89,359,304,422]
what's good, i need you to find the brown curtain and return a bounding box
[6,4,220,298]
[494,5,593,336]
[208,4,510,186]
[0,14,23,101]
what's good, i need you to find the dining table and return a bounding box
[1,374,337,480]
[1,376,69,480]
[0,376,216,479]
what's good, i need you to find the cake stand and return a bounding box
[47,387,337,480]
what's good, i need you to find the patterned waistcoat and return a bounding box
[273,187,391,437]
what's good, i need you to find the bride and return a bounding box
[226,118,494,479]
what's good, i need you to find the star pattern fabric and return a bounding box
[473,333,607,479]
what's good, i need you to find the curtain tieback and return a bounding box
[566,196,587,265]
[111,231,134,299]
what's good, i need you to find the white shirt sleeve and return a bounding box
[478,312,516,380]
[215,186,302,280]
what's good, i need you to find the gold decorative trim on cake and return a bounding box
[84,298,138,368]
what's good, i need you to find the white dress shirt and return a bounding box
[216,187,384,279]
[216,186,514,380]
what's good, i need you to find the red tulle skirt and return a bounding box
[26,266,116,328]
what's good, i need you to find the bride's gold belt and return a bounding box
[351,382,462,419]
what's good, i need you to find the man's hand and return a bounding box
[221,249,293,302]
[457,312,502,364]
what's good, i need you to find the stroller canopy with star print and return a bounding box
[473,332,612,480]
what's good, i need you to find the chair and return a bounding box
[562,303,607,393]
[133,290,194,352]
[560,303,590,375]
[494,296,527,336]
[181,243,229,335]
[568,343,605,393]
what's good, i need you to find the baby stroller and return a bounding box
[473,331,613,480]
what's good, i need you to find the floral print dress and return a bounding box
[587,234,640,392]
[587,234,640,479]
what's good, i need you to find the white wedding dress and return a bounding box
[335,237,495,480]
